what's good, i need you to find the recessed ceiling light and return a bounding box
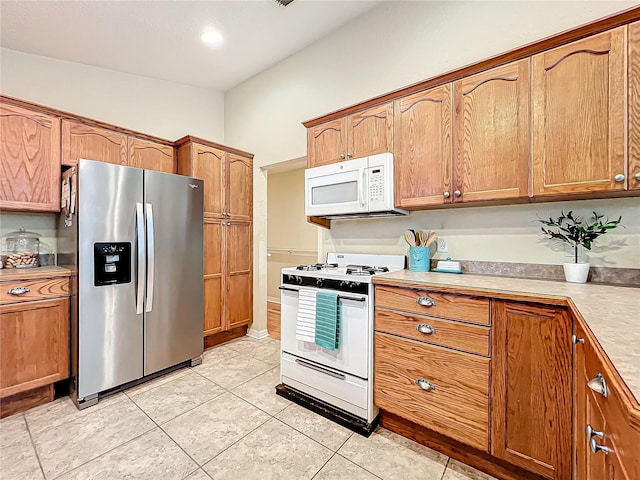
[201,30,224,48]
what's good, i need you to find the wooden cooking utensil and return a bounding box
[404,230,417,247]
[418,230,429,247]
[425,232,437,247]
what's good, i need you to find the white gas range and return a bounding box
[276,252,405,435]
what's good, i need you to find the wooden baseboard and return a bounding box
[267,301,281,340]
[203,326,248,349]
[0,384,54,419]
[379,411,544,480]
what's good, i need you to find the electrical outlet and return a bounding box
[437,237,448,253]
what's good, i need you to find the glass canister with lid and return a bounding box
[1,227,41,268]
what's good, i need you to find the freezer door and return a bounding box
[77,159,145,400]
[143,171,204,375]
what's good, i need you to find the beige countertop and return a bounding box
[373,270,640,404]
[0,265,72,281]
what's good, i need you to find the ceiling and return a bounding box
[0,0,382,92]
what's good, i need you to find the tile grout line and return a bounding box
[310,451,337,480]
[21,414,47,480]
[440,457,451,480]
[334,453,386,480]
[126,391,209,480]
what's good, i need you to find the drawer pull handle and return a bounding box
[416,296,435,307]
[416,324,436,335]
[586,425,604,440]
[415,378,436,391]
[7,286,30,296]
[587,372,608,398]
[590,438,612,455]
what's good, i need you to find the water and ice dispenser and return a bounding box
[93,243,131,286]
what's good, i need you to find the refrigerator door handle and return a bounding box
[145,203,155,313]
[135,203,145,315]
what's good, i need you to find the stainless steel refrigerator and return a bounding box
[58,159,204,409]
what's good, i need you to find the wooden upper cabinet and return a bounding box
[347,102,393,160]
[194,144,225,218]
[226,221,252,329]
[204,219,224,336]
[393,85,452,208]
[307,118,347,168]
[532,27,626,196]
[226,153,253,221]
[0,103,61,212]
[454,59,530,202]
[61,120,127,167]
[491,301,572,480]
[629,21,640,190]
[128,137,174,173]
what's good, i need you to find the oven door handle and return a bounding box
[279,286,299,293]
[338,295,366,302]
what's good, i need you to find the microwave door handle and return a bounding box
[360,169,367,207]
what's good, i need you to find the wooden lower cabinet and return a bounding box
[203,219,252,336]
[375,332,490,451]
[574,321,640,480]
[491,301,572,480]
[0,297,69,399]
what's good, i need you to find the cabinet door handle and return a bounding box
[443,191,450,198]
[415,378,436,391]
[586,425,604,439]
[416,324,436,335]
[614,174,625,183]
[454,190,462,197]
[590,438,612,455]
[7,286,30,295]
[587,372,608,398]
[572,334,585,344]
[339,154,345,159]
[416,296,435,307]
[635,172,640,181]
[347,152,352,158]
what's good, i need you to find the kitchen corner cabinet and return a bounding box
[532,27,626,196]
[393,85,452,208]
[177,139,254,336]
[629,21,640,190]
[61,120,127,167]
[453,59,530,203]
[128,137,175,173]
[491,301,572,480]
[573,322,640,480]
[307,103,393,168]
[0,102,61,212]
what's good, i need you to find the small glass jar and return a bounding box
[1,227,40,268]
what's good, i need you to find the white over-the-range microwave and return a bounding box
[304,152,408,219]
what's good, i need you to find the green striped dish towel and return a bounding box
[314,291,340,351]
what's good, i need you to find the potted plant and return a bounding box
[538,211,622,283]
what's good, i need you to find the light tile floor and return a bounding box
[0,336,497,480]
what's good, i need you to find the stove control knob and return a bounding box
[316,278,323,288]
[296,276,303,285]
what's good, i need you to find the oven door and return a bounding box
[304,157,369,217]
[280,286,370,379]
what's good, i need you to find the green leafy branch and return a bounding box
[537,211,623,263]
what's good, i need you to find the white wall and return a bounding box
[0,48,225,141]
[223,1,639,332]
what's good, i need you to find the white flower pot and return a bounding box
[563,262,590,283]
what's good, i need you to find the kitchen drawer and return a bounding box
[374,332,490,451]
[0,277,70,305]
[375,284,490,325]
[583,339,640,479]
[375,308,490,357]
